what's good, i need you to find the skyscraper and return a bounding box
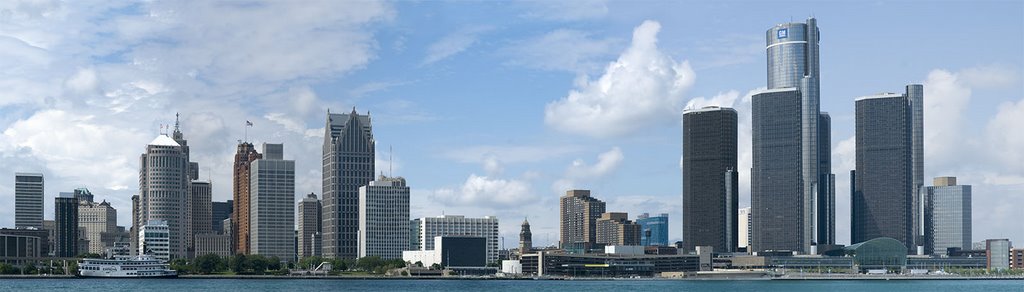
[249,143,296,261]
[852,85,924,251]
[322,109,375,259]
[55,192,78,257]
[559,190,606,253]
[818,113,836,246]
[923,177,971,255]
[595,212,641,246]
[137,133,190,259]
[212,200,233,235]
[298,193,322,259]
[519,218,532,253]
[358,175,410,260]
[78,196,117,254]
[751,17,829,254]
[14,173,44,229]
[682,106,738,253]
[191,181,213,238]
[637,213,669,247]
[233,142,261,255]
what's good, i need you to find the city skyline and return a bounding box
[0,1,1022,249]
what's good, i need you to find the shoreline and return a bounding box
[1,274,1022,281]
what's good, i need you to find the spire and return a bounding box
[174,112,180,132]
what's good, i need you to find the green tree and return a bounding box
[23,262,38,275]
[430,263,441,270]
[231,254,250,274]
[170,258,191,274]
[414,261,423,267]
[250,255,269,274]
[356,256,384,272]
[77,253,103,259]
[0,263,19,274]
[193,254,223,274]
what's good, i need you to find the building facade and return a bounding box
[559,190,606,253]
[322,109,375,259]
[358,176,410,260]
[232,142,262,255]
[636,213,668,247]
[817,113,836,246]
[852,85,924,251]
[923,177,971,256]
[136,133,190,259]
[298,193,322,259]
[190,180,213,257]
[194,233,232,257]
[738,207,751,250]
[987,239,1011,270]
[211,200,232,235]
[520,219,532,253]
[139,220,170,261]
[14,173,44,229]
[419,215,499,264]
[682,106,738,253]
[78,198,117,254]
[595,212,641,246]
[55,192,79,257]
[249,143,296,261]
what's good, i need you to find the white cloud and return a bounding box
[553,147,624,192]
[960,64,1020,89]
[544,20,695,137]
[684,90,740,111]
[923,69,972,170]
[985,98,1024,174]
[431,174,534,207]
[504,29,620,73]
[422,26,491,65]
[521,0,609,21]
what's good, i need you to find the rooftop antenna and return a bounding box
[174,113,180,132]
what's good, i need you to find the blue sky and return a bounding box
[0,0,1022,248]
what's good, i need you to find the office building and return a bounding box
[78,197,117,254]
[0,233,43,265]
[923,177,971,255]
[249,143,296,261]
[682,106,738,253]
[298,193,322,259]
[817,113,836,246]
[852,85,924,251]
[74,187,94,203]
[418,215,499,264]
[596,212,641,246]
[358,175,410,260]
[520,218,532,253]
[194,233,232,257]
[0,228,50,258]
[403,236,487,268]
[136,123,191,259]
[139,220,170,261]
[738,207,751,250]
[987,239,1011,270]
[559,190,606,253]
[636,213,668,247]
[323,109,375,259]
[1011,248,1024,269]
[191,181,213,238]
[233,141,262,255]
[14,173,44,229]
[410,219,421,251]
[211,200,232,235]
[55,192,78,257]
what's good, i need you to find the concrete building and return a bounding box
[402,236,487,268]
[923,177,971,255]
[55,192,78,257]
[738,207,751,250]
[42,220,55,256]
[595,212,641,246]
[232,141,262,255]
[410,219,421,251]
[751,17,832,254]
[817,112,836,246]
[987,239,1011,270]
[139,220,170,261]
[520,252,700,277]
[519,219,532,253]
[78,197,118,254]
[636,213,668,247]
[0,228,49,259]
[852,85,924,252]
[211,200,232,235]
[298,193,322,259]
[136,133,190,259]
[15,173,44,229]
[194,233,232,257]
[249,143,296,261]
[418,215,499,264]
[0,233,43,265]
[682,106,738,253]
[1011,248,1024,269]
[190,180,213,238]
[358,175,410,260]
[559,190,606,253]
[322,109,375,259]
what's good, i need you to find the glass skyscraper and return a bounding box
[852,84,924,251]
[322,109,375,259]
[923,177,971,256]
[751,17,833,254]
[636,213,669,247]
[682,106,738,253]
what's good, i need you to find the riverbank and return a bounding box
[1,274,1022,281]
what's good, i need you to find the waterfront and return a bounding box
[0,279,1022,291]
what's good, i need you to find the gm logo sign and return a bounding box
[777,28,788,39]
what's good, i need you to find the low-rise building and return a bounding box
[402,236,486,268]
[520,252,700,277]
[195,233,232,257]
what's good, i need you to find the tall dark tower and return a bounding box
[519,218,532,253]
[232,142,261,255]
[322,108,375,259]
[682,106,738,253]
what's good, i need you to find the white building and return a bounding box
[139,220,170,261]
[419,215,499,264]
[137,134,190,259]
[501,260,522,274]
[79,198,118,254]
[249,143,296,262]
[359,175,410,260]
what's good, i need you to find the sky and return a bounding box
[0,0,1022,249]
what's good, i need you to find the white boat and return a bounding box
[78,255,178,278]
